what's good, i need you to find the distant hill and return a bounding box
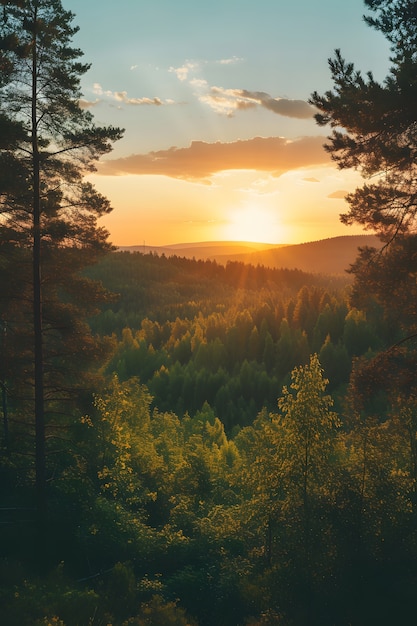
[119,240,281,259]
[119,234,381,275]
[214,235,381,274]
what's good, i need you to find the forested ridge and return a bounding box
[3,0,417,624]
[87,251,376,429]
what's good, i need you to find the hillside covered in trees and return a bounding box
[121,234,381,275]
[87,251,382,429]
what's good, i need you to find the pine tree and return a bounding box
[0,0,123,521]
[310,0,417,407]
[310,0,417,243]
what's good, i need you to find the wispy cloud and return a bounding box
[328,190,348,199]
[189,78,209,89]
[115,93,164,106]
[198,87,257,116]
[218,56,243,65]
[78,98,100,109]
[169,59,316,119]
[169,61,199,82]
[91,83,173,106]
[169,57,241,81]
[98,135,330,181]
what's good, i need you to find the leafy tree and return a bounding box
[276,354,340,547]
[235,356,341,623]
[0,0,122,520]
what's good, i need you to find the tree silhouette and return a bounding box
[310,0,417,244]
[0,0,123,522]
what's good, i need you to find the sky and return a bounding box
[66,0,391,246]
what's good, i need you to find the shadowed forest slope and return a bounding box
[120,235,380,274]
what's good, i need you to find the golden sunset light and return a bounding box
[65,0,390,246]
[223,204,282,243]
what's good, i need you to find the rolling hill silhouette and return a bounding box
[119,234,380,275]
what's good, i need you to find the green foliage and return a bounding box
[122,594,197,626]
[0,561,99,626]
[3,348,417,625]
[85,251,360,431]
[277,354,340,492]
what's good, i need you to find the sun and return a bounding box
[223,204,281,243]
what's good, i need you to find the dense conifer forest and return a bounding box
[87,251,371,428]
[3,0,417,624]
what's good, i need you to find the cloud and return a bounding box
[242,90,316,119]
[98,135,330,181]
[304,177,320,183]
[201,87,316,118]
[189,78,209,89]
[328,190,348,199]
[78,98,100,109]
[218,56,243,65]
[169,58,241,82]
[114,93,163,106]
[92,83,171,106]
[169,62,199,81]
[198,87,257,116]
[192,85,316,118]
[168,58,314,120]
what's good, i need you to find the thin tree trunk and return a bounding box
[1,383,9,455]
[1,321,10,455]
[303,433,310,558]
[31,7,47,520]
[266,514,273,566]
[303,432,312,622]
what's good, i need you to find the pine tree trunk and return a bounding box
[1,321,10,455]
[31,8,47,521]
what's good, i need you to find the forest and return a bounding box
[2,0,417,625]
[87,252,375,428]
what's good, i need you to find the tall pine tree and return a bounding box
[310,0,417,397]
[0,0,123,521]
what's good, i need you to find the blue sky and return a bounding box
[66,0,391,245]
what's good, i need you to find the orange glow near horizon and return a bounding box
[91,167,368,247]
[222,204,284,244]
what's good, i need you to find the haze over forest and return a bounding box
[121,234,381,275]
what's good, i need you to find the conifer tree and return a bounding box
[310,0,417,391]
[0,0,123,520]
[310,0,417,244]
